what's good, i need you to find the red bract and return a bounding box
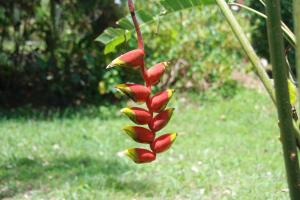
[123,126,155,143]
[121,107,152,125]
[147,62,168,85]
[149,108,174,132]
[115,83,150,103]
[150,133,177,153]
[124,148,156,164]
[105,0,177,164]
[148,89,175,112]
[107,49,144,69]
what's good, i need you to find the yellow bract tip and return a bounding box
[115,84,127,89]
[167,89,175,98]
[115,84,131,96]
[167,107,175,112]
[163,62,170,68]
[121,107,132,114]
[124,148,137,161]
[120,108,136,121]
[170,133,177,142]
[122,126,136,138]
[106,64,113,69]
[106,58,125,69]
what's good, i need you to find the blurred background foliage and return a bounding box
[0,0,293,108]
[0,0,126,107]
[139,5,250,96]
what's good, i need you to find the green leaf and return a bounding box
[95,0,214,54]
[161,0,213,12]
[117,10,154,30]
[95,28,131,55]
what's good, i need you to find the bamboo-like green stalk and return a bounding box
[215,0,300,147]
[266,1,300,199]
[215,0,275,103]
[228,2,295,47]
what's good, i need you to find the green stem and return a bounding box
[259,0,266,6]
[266,1,300,199]
[258,0,296,47]
[215,0,275,104]
[215,0,300,149]
[228,2,295,47]
[228,2,295,82]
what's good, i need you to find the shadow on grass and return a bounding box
[0,156,152,199]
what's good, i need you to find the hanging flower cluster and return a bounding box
[106,0,177,164]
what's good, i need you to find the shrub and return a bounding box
[0,0,125,107]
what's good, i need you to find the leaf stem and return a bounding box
[266,1,300,199]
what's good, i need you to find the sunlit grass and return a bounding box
[0,88,289,199]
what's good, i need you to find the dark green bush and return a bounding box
[0,0,125,107]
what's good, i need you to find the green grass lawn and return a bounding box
[0,88,290,199]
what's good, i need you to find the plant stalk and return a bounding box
[228,2,295,47]
[128,0,148,86]
[127,1,155,136]
[215,0,275,104]
[266,1,300,199]
[215,0,300,149]
[128,0,144,50]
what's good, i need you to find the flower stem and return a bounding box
[127,0,148,86]
[127,0,153,131]
[266,1,300,199]
[128,0,144,50]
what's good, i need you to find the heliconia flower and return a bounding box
[121,107,152,125]
[123,148,156,163]
[148,89,175,112]
[146,62,169,85]
[150,133,177,153]
[122,126,155,143]
[115,83,150,103]
[149,108,174,132]
[107,49,144,69]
